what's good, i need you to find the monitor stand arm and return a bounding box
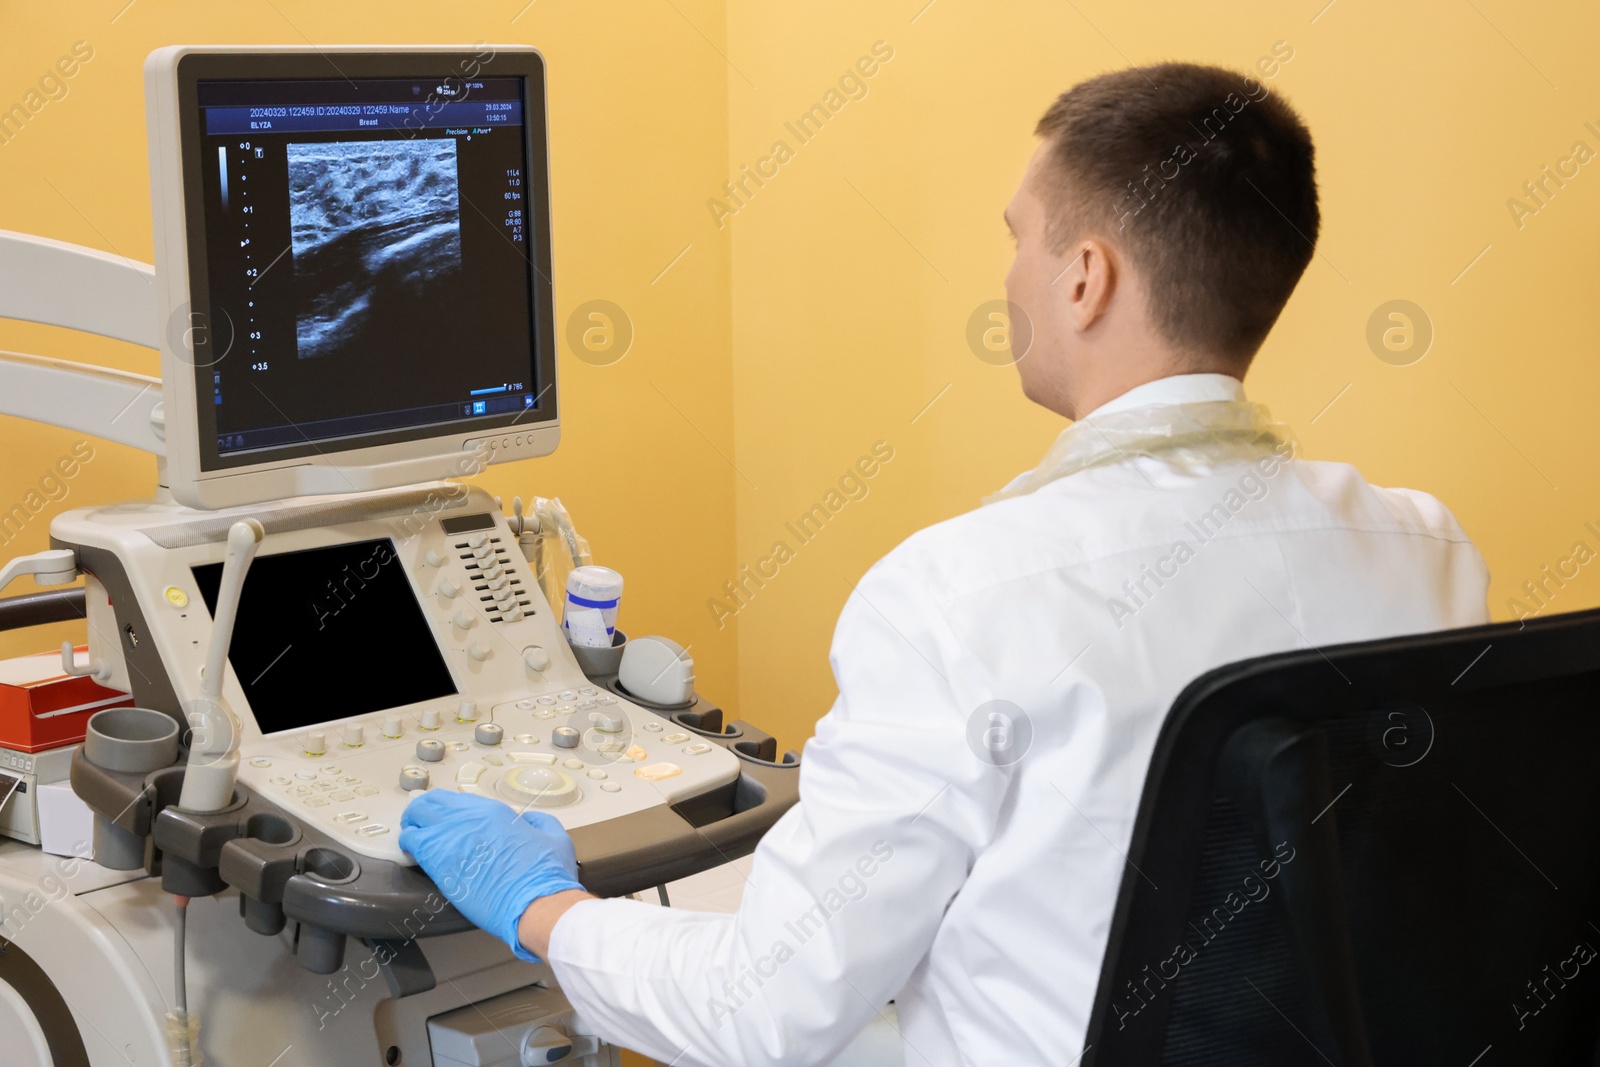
[0,229,167,480]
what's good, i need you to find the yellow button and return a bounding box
[634,762,682,781]
[625,744,648,762]
[164,586,189,608]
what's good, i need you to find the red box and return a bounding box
[0,647,135,752]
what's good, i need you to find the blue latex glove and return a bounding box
[399,790,584,961]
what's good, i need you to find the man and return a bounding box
[400,63,1489,1064]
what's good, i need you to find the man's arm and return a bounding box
[518,887,591,958]
[537,556,1006,1066]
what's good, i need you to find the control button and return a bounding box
[295,771,317,781]
[594,739,627,754]
[400,766,430,791]
[483,754,504,767]
[467,533,488,549]
[635,762,683,781]
[320,765,341,775]
[557,705,576,715]
[436,579,460,599]
[453,611,477,630]
[425,548,447,567]
[475,723,504,746]
[503,606,525,622]
[563,758,584,770]
[684,743,712,756]
[314,781,338,792]
[357,824,391,837]
[354,785,380,797]
[486,575,509,591]
[577,700,597,711]
[416,739,445,763]
[288,786,313,798]
[662,733,690,745]
[338,776,362,786]
[472,545,493,560]
[468,643,491,662]
[537,696,558,706]
[164,586,189,608]
[552,726,580,749]
[420,708,441,730]
[305,732,327,757]
[521,646,551,672]
[600,782,622,793]
[586,769,607,780]
[513,733,539,744]
[449,741,470,752]
[558,690,577,701]
[579,686,597,696]
[625,744,648,762]
[305,796,331,808]
[456,762,486,785]
[616,756,636,764]
[249,757,272,768]
[329,790,355,802]
[536,709,557,720]
[270,775,291,786]
[590,711,624,733]
[642,722,663,733]
[382,715,403,739]
[334,812,367,824]
[518,698,535,710]
[597,695,617,705]
[457,701,479,723]
[509,752,557,765]
[499,766,579,807]
[480,562,504,581]
[342,723,365,748]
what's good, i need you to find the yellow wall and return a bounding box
[0,0,741,706]
[724,0,1600,746]
[4,1,1600,799]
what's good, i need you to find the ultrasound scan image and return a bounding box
[286,139,463,360]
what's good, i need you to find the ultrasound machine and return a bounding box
[0,46,797,1066]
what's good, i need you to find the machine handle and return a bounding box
[569,734,799,898]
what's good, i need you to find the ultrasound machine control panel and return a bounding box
[53,483,744,866]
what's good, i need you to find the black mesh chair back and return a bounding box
[1081,609,1600,1066]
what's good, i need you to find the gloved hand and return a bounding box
[399,790,585,961]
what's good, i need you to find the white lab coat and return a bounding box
[547,374,1491,1066]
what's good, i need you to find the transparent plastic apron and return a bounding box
[985,400,1294,505]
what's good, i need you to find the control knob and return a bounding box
[552,726,580,749]
[399,766,429,791]
[522,646,550,672]
[416,739,445,763]
[475,722,504,746]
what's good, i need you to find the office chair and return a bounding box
[1081,608,1600,1066]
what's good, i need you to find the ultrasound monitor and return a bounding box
[144,46,557,509]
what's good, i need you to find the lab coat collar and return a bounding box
[987,373,1289,504]
[1084,373,1246,419]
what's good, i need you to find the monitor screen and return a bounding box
[187,71,548,468]
[192,538,458,735]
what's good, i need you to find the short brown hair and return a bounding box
[1034,63,1319,360]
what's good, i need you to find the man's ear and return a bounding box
[1063,238,1117,334]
